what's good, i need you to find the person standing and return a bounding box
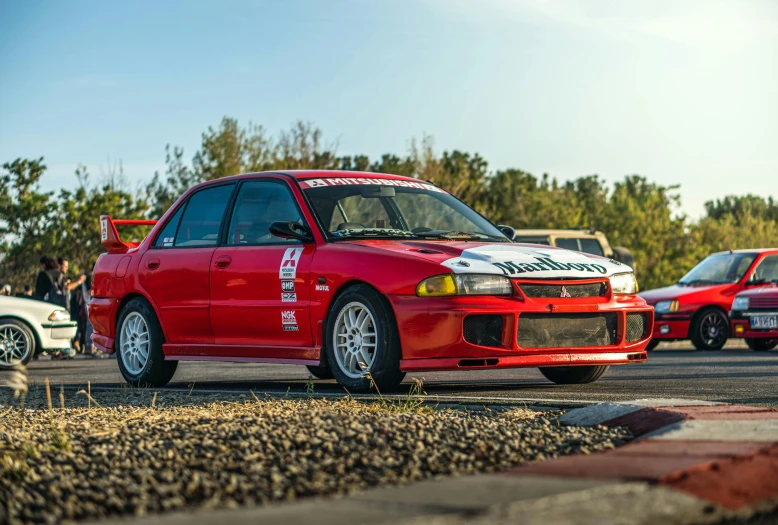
[35,255,54,300]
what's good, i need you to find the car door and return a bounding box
[209,179,315,351]
[139,183,236,345]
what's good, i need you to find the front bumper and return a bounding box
[650,313,691,340]
[388,293,653,372]
[39,321,77,350]
[730,310,778,339]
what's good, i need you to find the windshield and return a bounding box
[678,253,757,285]
[301,178,509,241]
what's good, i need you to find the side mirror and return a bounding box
[497,225,516,241]
[269,221,313,243]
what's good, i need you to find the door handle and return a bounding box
[214,256,232,269]
[146,259,160,270]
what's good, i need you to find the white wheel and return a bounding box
[333,301,378,378]
[0,322,33,366]
[119,311,150,375]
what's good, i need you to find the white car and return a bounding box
[0,295,77,368]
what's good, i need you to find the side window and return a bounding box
[556,238,579,251]
[175,184,235,247]
[579,239,604,256]
[227,181,304,245]
[154,205,184,247]
[752,255,778,282]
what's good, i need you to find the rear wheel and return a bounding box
[539,365,609,384]
[0,318,35,368]
[645,339,661,351]
[325,284,404,393]
[745,338,778,351]
[690,308,729,351]
[116,298,177,387]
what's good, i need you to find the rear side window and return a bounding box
[175,184,235,247]
[154,205,184,247]
[556,238,579,251]
[579,238,604,256]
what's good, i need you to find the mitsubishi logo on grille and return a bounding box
[560,286,572,298]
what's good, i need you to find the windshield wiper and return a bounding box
[331,228,415,239]
[414,230,507,242]
[678,279,730,286]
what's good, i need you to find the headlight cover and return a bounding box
[609,272,638,294]
[416,274,512,297]
[731,296,750,311]
[48,310,71,322]
[654,300,679,314]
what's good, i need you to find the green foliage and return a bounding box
[2,116,777,293]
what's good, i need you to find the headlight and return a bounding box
[609,272,638,294]
[732,297,750,311]
[416,274,512,297]
[48,310,71,322]
[654,300,679,314]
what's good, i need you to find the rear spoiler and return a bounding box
[100,215,158,254]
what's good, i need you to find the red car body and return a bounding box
[640,249,778,349]
[730,285,778,346]
[89,171,652,388]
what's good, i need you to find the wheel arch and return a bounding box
[0,315,42,355]
[688,304,729,339]
[320,279,401,362]
[115,291,168,340]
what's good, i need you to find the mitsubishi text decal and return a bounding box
[299,177,444,193]
[279,247,303,279]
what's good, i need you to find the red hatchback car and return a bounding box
[640,249,778,351]
[89,171,653,392]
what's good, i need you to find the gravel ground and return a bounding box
[0,387,631,525]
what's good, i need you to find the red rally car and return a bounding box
[640,249,778,351]
[89,171,653,392]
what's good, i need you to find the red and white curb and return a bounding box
[507,398,778,513]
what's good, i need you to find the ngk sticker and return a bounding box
[279,248,303,279]
[282,310,298,331]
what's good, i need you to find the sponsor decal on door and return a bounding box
[282,310,299,331]
[279,248,304,279]
[282,292,297,302]
[281,280,295,292]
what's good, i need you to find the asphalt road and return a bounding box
[19,342,778,408]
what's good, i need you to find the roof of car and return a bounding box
[712,248,778,255]
[198,170,422,186]
[513,229,602,237]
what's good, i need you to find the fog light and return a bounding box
[735,324,745,334]
[659,325,671,335]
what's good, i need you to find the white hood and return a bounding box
[440,245,630,279]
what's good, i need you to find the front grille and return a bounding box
[519,282,607,299]
[463,315,503,348]
[749,297,778,309]
[518,313,617,348]
[626,313,647,342]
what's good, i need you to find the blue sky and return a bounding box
[1,0,776,218]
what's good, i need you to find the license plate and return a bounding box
[750,316,778,329]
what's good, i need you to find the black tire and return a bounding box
[745,338,778,351]
[325,284,405,393]
[0,318,36,368]
[612,247,635,270]
[306,364,334,380]
[690,308,729,351]
[115,298,177,387]
[645,339,661,351]
[539,365,609,385]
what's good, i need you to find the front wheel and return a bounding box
[745,338,778,351]
[0,318,36,368]
[116,298,177,387]
[325,284,405,393]
[690,308,729,351]
[539,365,609,384]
